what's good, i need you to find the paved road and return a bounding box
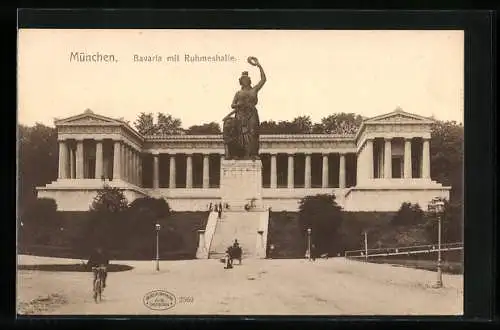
[17,255,463,315]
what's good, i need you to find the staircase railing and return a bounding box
[344,242,464,259]
[204,211,219,257]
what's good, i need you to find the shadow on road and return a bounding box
[18,263,134,272]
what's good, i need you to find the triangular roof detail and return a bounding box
[54,109,124,126]
[363,107,435,124]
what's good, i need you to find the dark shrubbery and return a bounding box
[127,197,172,232]
[269,198,462,258]
[83,191,200,259]
[19,188,207,260]
[19,198,61,246]
[365,203,429,248]
[267,211,303,258]
[298,194,343,255]
[391,202,424,226]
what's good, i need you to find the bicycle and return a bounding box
[92,266,106,303]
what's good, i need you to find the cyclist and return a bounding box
[87,247,109,289]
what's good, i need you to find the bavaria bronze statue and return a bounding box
[223,56,266,160]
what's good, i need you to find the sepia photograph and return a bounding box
[17,29,464,316]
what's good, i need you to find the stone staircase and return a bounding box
[196,211,218,259]
[208,210,268,259]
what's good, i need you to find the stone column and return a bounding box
[366,139,374,179]
[95,140,103,179]
[137,152,141,185]
[133,151,138,185]
[131,149,135,184]
[304,153,311,188]
[75,140,84,179]
[121,145,126,182]
[130,149,135,184]
[126,147,132,183]
[169,155,176,188]
[58,141,68,179]
[219,154,224,188]
[322,153,329,188]
[378,144,384,178]
[339,153,346,188]
[69,145,75,179]
[203,154,210,189]
[138,154,143,187]
[287,154,294,188]
[270,154,277,189]
[125,146,130,182]
[119,144,124,181]
[404,138,412,178]
[122,146,128,182]
[134,150,138,185]
[130,149,134,184]
[384,138,392,179]
[422,138,430,179]
[153,154,160,189]
[113,141,121,180]
[186,154,193,188]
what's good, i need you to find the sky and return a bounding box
[18,29,464,128]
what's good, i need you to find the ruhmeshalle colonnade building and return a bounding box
[37,108,450,212]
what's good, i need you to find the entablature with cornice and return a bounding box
[54,108,435,155]
[55,109,144,151]
[355,108,435,152]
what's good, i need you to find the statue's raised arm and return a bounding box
[248,56,266,92]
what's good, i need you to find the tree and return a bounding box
[156,113,184,135]
[320,113,363,134]
[18,124,58,212]
[133,112,184,135]
[127,197,171,226]
[259,120,298,134]
[186,122,221,135]
[134,112,156,135]
[430,120,464,202]
[90,185,129,213]
[298,194,343,254]
[291,116,313,134]
[391,202,425,226]
[124,197,172,257]
[259,113,364,135]
[84,186,129,251]
[259,120,280,134]
[311,123,325,134]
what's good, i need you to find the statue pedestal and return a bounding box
[220,159,263,210]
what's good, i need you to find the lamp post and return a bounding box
[363,231,368,262]
[155,223,161,271]
[306,228,312,261]
[429,198,445,288]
